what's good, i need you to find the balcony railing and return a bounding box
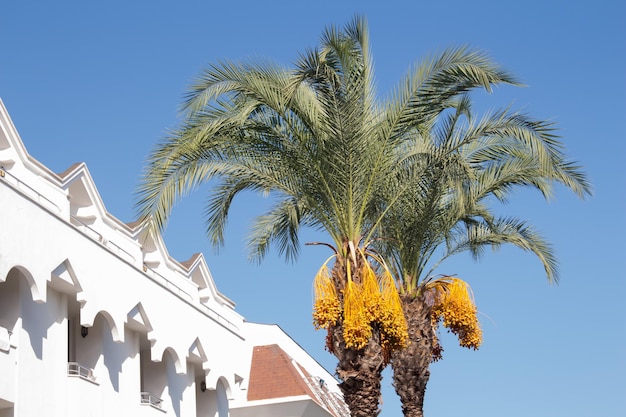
[141,392,164,410]
[0,166,61,214]
[70,215,136,264]
[198,303,239,333]
[305,376,350,417]
[67,362,97,384]
[143,266,193,302]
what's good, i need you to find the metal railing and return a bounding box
[70,215,102,240]
[140,392,163,409]
[70,215,136,263]
[0,166,61,214]
[143,266,194,302]
[305,376,351,417]
[197,303,239,333]
[67,362,97,383]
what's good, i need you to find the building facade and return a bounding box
[0,99,348,417]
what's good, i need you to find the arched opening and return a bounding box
[1,266,69,414]
[139,346,192,416]
[0,269,21,344]
[140,344,167,410]
[0,269,21,415]
[70,310,130,392]
[195,375,231,417]
[216,378,230,417]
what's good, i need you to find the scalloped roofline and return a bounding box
[1,96,234,310]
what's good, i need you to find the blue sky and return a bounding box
[1,1,624,416]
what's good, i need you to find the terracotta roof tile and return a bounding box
[247,344,318,401]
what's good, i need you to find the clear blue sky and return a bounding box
[1,1,624,416]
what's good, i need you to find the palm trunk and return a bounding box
[327,247,386,417]
[331,324,385,417]
[390,294,437,417]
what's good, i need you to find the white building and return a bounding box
[0,99,349,417]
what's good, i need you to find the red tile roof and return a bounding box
[247,344,318,401]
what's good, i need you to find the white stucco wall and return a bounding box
[0,98,343,417]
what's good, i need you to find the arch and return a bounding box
[2,265,44,303]
[150,345,186,375]
[217,376,233,401]
[204,369,234,395]
[80,308,123,343]
[0,268,22,334]
[1,266,60,360]
[215,377,231,417]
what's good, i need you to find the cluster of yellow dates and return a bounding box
[313,261,408,354]
[431,278,482,349]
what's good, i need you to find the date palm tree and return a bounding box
[136,17,520,416]
[372,95,591,417]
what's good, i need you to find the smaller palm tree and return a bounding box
[372,95,591,417]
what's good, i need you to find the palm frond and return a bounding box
[445,217,559,284]
[247,197,308,263]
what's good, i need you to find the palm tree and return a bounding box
[136,17,521,416]
[372,96,591,417]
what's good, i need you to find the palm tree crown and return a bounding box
[135,16,569,417]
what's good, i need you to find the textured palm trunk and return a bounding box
[390,294,436,417]
[328,247,386,417]
[331,324,385,417]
